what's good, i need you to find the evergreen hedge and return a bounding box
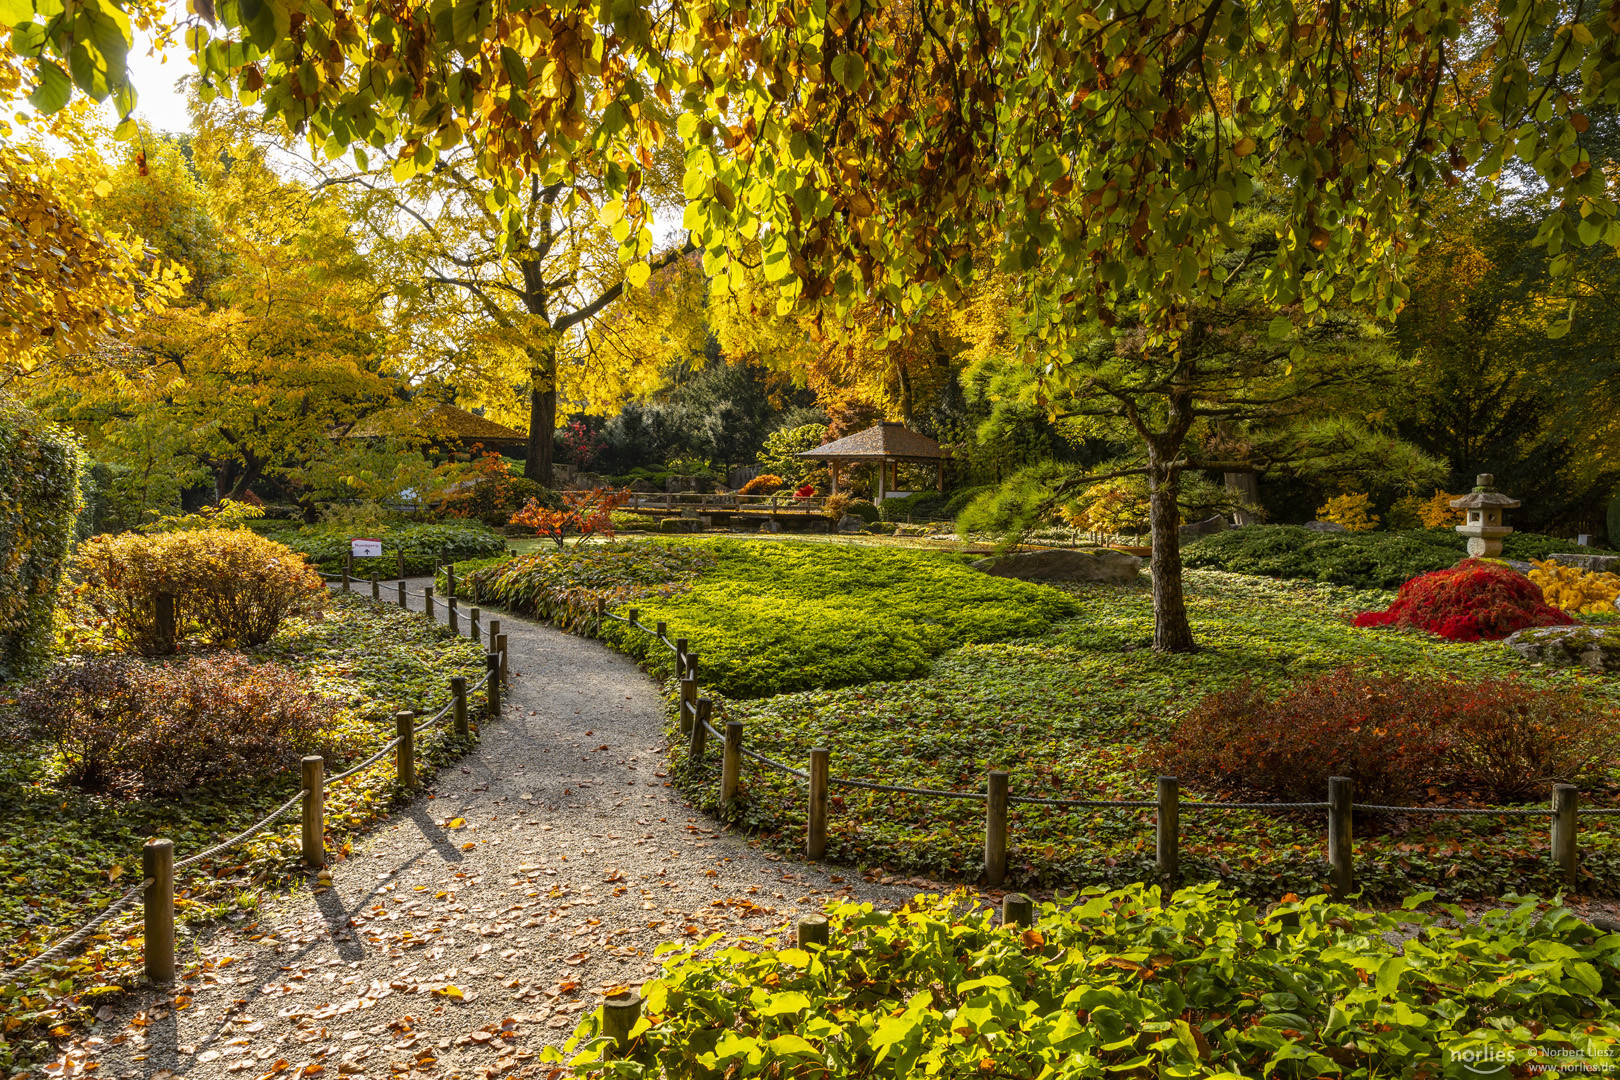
[0,400,81,678]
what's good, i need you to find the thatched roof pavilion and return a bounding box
[797,421,951,500]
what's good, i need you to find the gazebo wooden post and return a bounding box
[937,459,945,492]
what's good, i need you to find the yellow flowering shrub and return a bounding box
[1528,559,1620,615]
[1316,492,1380,531]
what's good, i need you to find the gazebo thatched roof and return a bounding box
[345,405,527,446]
[797,421,950,461]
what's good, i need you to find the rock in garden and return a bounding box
[971,548,1142,583]
[758,520,783,533]
[837,514,865,533]
[1551,553,1620,574]
[1505,625,1620,673]
[1303,520,1348,532]
[1178,514,1228,541]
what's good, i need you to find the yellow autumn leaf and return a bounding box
[447,818,466,829]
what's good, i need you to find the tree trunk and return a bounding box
[1147,457,1197,653]
[523,345,557,486]
[1224,471,1260,524]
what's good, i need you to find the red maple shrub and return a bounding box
[1158,668,1620,805]
[1352,559,1572,641]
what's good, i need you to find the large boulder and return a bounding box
[1178,514,1228,542]
[972,548,1142,583]
[1303,520,1348,533]
[1505,625,1620,673]
[1551,553,1620,574]
[837,513,866,533]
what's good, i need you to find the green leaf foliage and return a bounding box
[597,539,1078,698]
[253,520,507,576]
[0,398,82,678]
[560,885,1620,1080]
[676,570,1620,899]
[1183,526,1619,590]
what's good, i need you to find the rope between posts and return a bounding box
[174,792,305,870]
[1009,796,1160,807]
[740,745,808,779]
[1358,804,1554,816]
[6,878,155,981]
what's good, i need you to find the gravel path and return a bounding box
[76,582,918,1080]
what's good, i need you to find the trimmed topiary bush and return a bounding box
[737,473,785,496]
[1354,559,1572,641]
[0,400,82,678]
[878,490,948,522]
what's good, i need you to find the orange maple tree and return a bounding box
[511,488,633,548]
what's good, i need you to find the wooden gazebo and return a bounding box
[798,421,951,501]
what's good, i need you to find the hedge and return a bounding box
[1182,525,1619,590]
[0,400,81,678]
[254,520,508,576]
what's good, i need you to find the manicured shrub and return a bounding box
[845,498,879,523]
[598,539,1080,697]
[1158,670,1452,804]
[1184,525,1617,589]
[878,490,947,522]
[257,520,508,576]
[737,473,785,496]
[1354,559,1572,641]
[75,529,325,652]
[456,543,717,630]
[17,654,342,796]
[558,885,1620,1079]
[1159,668,1620,804]
[0,400,81,678]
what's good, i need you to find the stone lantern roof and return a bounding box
[1450,474,1517,557]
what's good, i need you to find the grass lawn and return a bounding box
[0,593,483,1009]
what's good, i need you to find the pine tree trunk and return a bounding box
[1148,459,1197,653]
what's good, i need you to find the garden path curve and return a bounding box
[84,581,918,1080]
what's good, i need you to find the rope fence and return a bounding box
[3,554,508,986]
[599,602,1618,896]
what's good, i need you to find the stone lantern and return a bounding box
[1450,473,1519,557]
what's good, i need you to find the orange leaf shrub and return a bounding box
[738,473,786,496]
[1158,668,1620,805]
[1353,559,1572,641]
[18,654,343,796]
[511,487,633,547]
[76,529,325,652]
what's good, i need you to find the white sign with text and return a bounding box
[350,538,383,558]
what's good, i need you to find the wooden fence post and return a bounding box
[446,564,456,597]
[721,722,743,803]
[486,652,501,718]
[469,605,481,641]
[689,699,710,760]
[423,585,435,623]
[488,618,500,654]
[1157,776,1179,893]
[1553,783,1579,886]
[985,770,1009,888]
[371,572,379,601]
[680,673,698,735]
[1328,776,1354,898]
[395,711,416,787]
[396,549,405,579]
[496,633,509,686]
[143,838,174,983]
[797,915,829,948]
[595,597,606,634]
[807,747,829,860]
[656,620,668,642]
[451,676,468,737]
[345,550,353,589]
[601,991,642,1055]
[674,637,689,678]
[448,596,459,635]
[301,755,325,868]
[1002,893,1033,927]
[397,580,406,607]
[628,608,640,626]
